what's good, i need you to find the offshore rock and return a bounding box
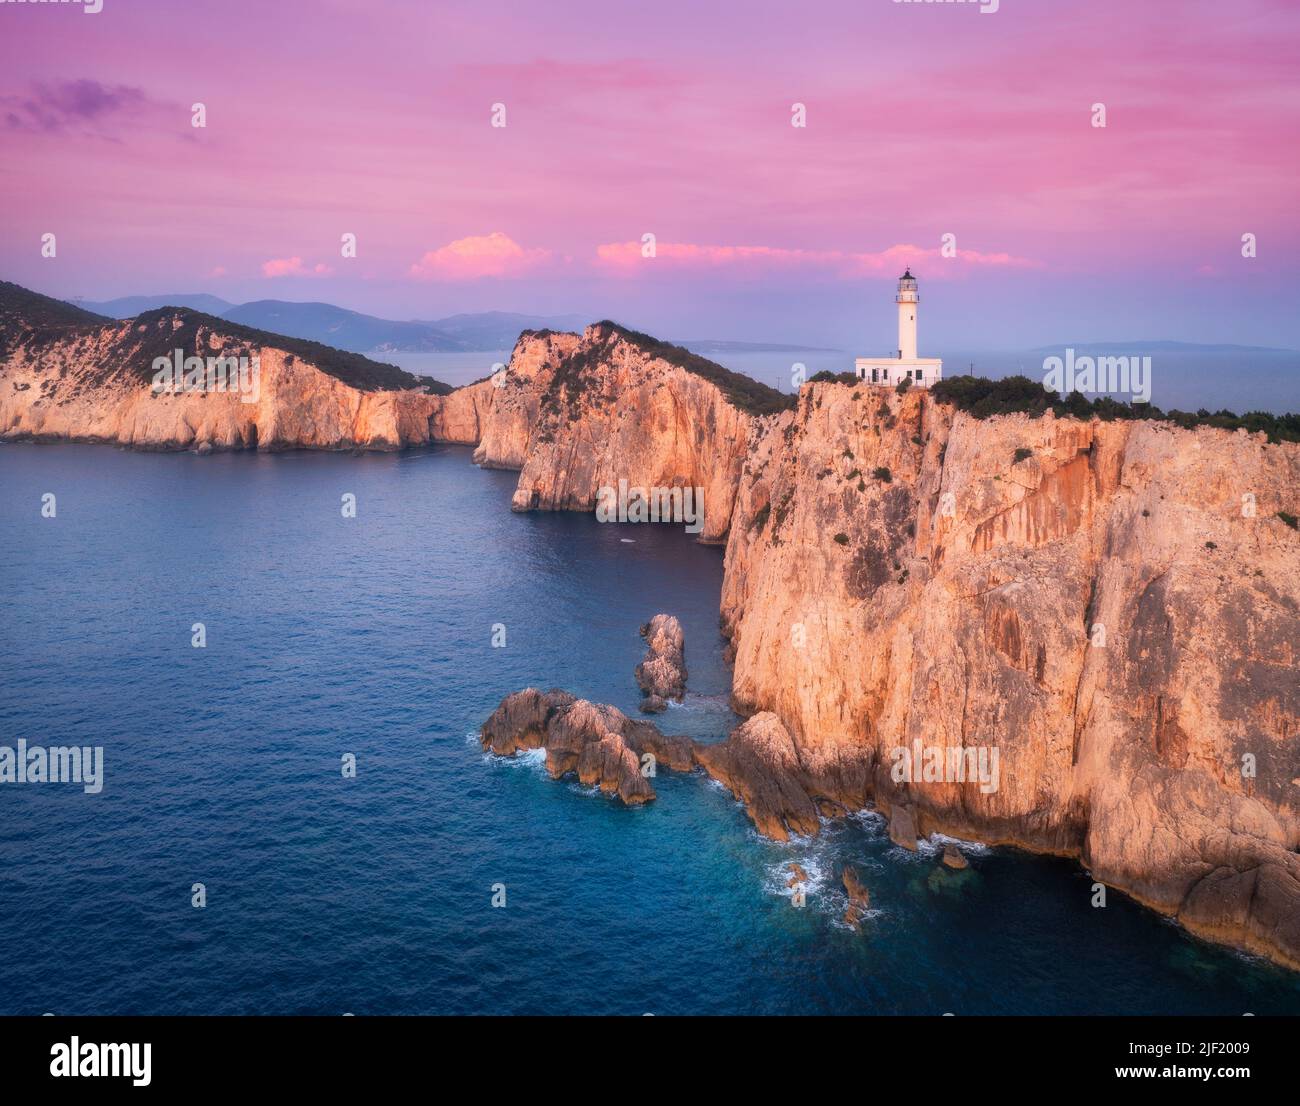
[635,613,687,710]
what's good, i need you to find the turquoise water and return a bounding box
[1,443,1297,1015]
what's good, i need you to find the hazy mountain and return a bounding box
[71,293,235,318]
[422,311,589,350]
[62,294,839,356]
[220,300,466,353]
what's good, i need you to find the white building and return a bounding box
[855,270,943,387]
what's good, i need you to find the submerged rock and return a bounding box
[841,865,871,929]
[942,844,969,870]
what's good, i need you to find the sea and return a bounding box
[2,441,1298,1015]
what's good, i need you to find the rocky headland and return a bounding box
[721,381,1300,968]
[7,278,1299,971]
[474,347,1299,971]
[0,281,497,452]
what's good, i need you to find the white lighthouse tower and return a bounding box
[855,269,943,387]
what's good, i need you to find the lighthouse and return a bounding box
[855,269,943,387]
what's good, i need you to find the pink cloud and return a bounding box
[594,240,1039,276]
[409,232,551,281]
[261,257,333,278]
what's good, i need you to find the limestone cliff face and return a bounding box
[493,324,766,544]
[429,378,496,446]
[471,330,582,469]
[722,381,1300,969]
[3,290,778,548]
[0,299,478,452]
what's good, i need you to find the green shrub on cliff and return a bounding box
[588,322,796,416]
[930,374,1300,443]
[107,307,453,394]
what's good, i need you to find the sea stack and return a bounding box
[635,613,687,712]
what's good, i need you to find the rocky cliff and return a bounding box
[1,288,784,543]
[721,381,1300,969]
[10,278,1299,969]
[488,322,788,544]
[471,329,581,469]
[0,281,478,452]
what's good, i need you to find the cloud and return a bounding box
[3,79,149,133]
[594,240,1039,277]
[261,257,334,278]
[409,232,551,281]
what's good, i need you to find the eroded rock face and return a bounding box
[0,306,489,452]
[635,614,687,711]
[888,803,918,852]
[472,331,582,469]
[578,733,655,805]
[693,713,821,841]
[480,688,695,805]
[721,382,1300,969]
[498,324,763,544]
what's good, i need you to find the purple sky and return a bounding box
[2,0,1298,349]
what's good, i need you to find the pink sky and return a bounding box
[2,0,1298,348]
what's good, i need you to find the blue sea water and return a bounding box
[1,442,1298,1016]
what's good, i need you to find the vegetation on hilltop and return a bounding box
[570,321,796,416]
[0,279,455,394]
[0,280,108,357]
[117,308,454,393]
[928,375,1300,444]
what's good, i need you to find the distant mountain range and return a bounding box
[64,295,842,356]
[71,293,237,318]
[416,310,589,351]
[66,295,589,354]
